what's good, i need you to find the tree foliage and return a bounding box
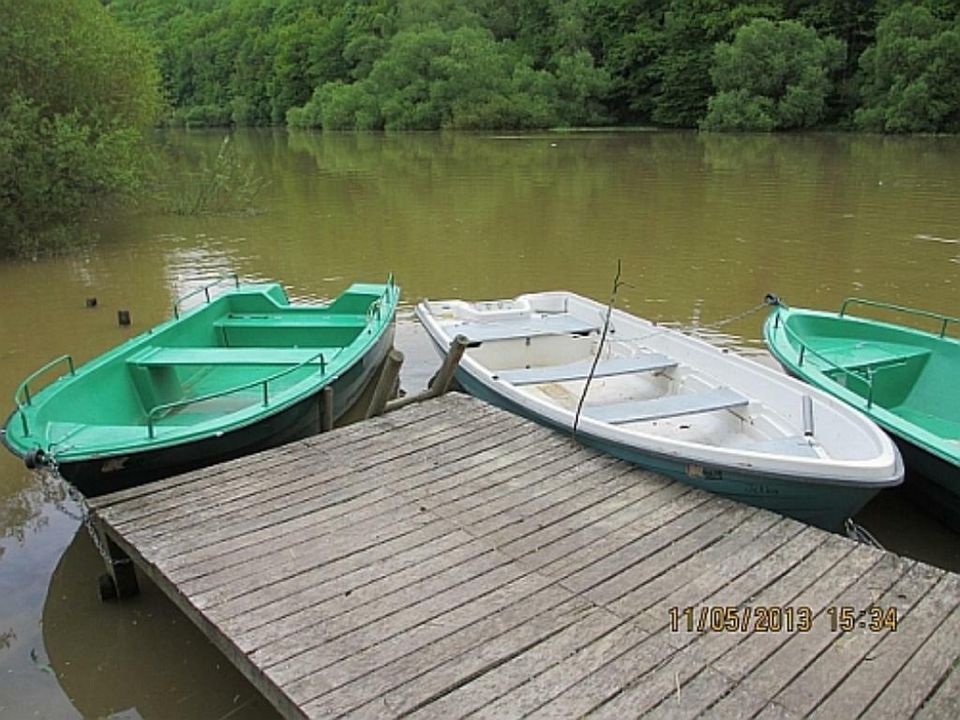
[98,0,960,134]
[856,4,960,132]
[702,19,845,130]
[0,0,162,255]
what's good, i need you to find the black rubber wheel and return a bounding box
[97,573,118,602]
[24,448,47,470]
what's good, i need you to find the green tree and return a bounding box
[702,18,845,130]
[855,4,960,132]
[0,0,161,255]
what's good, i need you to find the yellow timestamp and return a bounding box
[669,605,899,633]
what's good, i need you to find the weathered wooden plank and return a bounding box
[606,511,786,618]
[272,574,572,703]
[214,527,479,628]
[195,456,612,620]
[857,577,960,719]
[806,571,958,719]
[520,513,789,718]
[705,549,907,719]
[228,535,496,651]
[489,477,688,571]
[337,605,618,719]
[260,563,545,678]
[915,653,960,720]
[237,547,516,657]
[570,503,758,603]
[517,629,680,719]
[638,666,735,720]
[530,486,709,581]
[187,515,465,611]
[133,420,553,580]
[583,525,829,719]
[160,426,568,580]
[107,406,524,536]
[89,398,467,512]
[774,560,942,716]
[609,531,855,720]
[401,612,639,719]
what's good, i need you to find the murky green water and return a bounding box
[2,130,959,717]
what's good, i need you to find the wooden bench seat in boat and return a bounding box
[583,387,749,424]
[495,353,677,385]
[128,347,336,367]
[453,314,601,343]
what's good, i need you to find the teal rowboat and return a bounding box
[764,296,960,530]
[3,276,399,496]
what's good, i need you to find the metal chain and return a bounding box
[690,300,771,332]
[41,454,114,567]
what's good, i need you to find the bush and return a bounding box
[855,6,960,133]
[0,0,161,256]
[701,19,844,131]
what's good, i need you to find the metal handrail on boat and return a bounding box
[771,312,881,409]
[365,274,399,327]
[839,297,960,339]
[173,273,241,319]
[145,349,333,438]
[13,355,76,437]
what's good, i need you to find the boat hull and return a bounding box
[4,315,395,498]
[764,302,960,531]
[452,364,874,532]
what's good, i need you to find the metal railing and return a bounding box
[13,355,76,437]
[173,273,241,319]
[145,349,331,438]
[839,297,960,339]
[770,311,880,409]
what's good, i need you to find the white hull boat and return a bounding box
[416,291,903,531]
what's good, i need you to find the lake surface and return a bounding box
[2,129,959,717]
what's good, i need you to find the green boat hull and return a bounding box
[3,277,399,497]
[764,298,960,530]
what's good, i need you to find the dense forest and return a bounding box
[107,0,960,133]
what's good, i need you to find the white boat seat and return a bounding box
[742,436,820,458]
[583,387,749,424]
[495,353,677,385]
[128,347,336,366]
[452,314,600,342]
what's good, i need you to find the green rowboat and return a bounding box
[2,275,399,496]
[764,296,960,529]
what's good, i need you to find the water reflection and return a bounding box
[42,526,280,720]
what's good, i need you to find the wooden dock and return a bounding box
[89,394,960,719]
